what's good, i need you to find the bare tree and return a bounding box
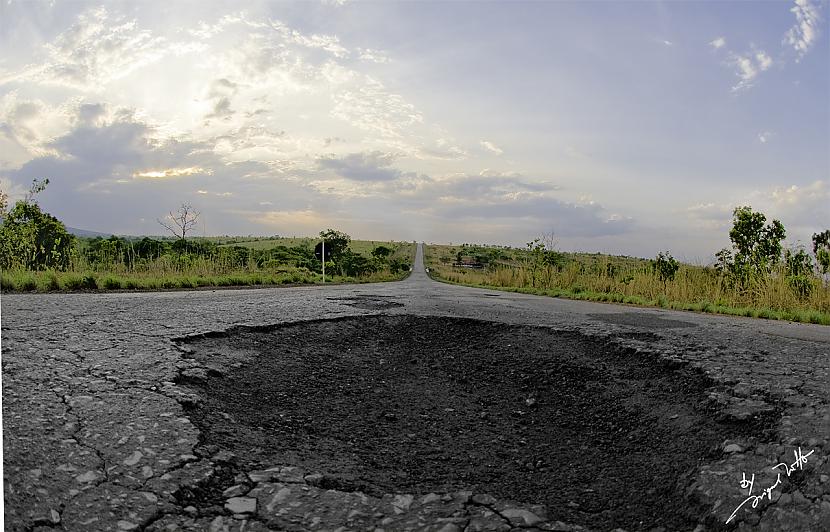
[158,204,200,240]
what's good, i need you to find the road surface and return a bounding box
[2,244,829,531]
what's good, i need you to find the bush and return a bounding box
[652,252,679,283]
[42,272,61,291]
[787,276,813,298]
[102,276,122,290]
[18,275,37,291]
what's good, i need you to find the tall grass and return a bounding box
[424,244,830,325]
[1,241,416,293]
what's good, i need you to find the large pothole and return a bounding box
[176,315,776,530]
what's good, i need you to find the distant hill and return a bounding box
[67,226,112,238]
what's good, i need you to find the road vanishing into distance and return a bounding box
[3,244,829,531]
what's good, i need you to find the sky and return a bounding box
[0,0,827,262]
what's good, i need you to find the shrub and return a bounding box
[102,276,122,290]
[18,275,37,291]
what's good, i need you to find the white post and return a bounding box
[322,239,325,283]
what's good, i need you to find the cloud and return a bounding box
[328,71,424,138]
[685,202,734,230]
[755,51,773,70]
[757,131,773,143]
[358,48,391,64]
[687,181,829,245]
[316,151,402,181]
[730,49,773,91]
[785,0,822,60]
[765,180,828,207]
[479,140,504,156]
[709,37,726,49]
[428,194,635,238]
[133,167,211,179]
[0,7,201,90]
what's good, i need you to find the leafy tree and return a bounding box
[371,245,392,260]
[784,248,814,277]
[652,251,679,283]
[318,229,352,275]
[784,248,815,298]
[340,250,377,277]
[716,206,786,284]
[813,230,830,275]
[0,179,75,271]
[134,237,169,260]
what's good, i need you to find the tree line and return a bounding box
[0,181,410,278]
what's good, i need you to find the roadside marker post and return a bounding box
[314,239,332,283]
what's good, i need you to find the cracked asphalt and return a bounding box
[3,244,830,531]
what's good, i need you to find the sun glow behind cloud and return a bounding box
[133,167,211,179]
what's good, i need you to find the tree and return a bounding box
[371,245,392,260]
[158,204,200,241]
[318,228,351,274]
[716,206,786,284]
[652,251,679,284]
[524,237,564,288]
[813,230,830,275]
[0,178,75,271]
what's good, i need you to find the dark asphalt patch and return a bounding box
[589,312,698,329]
[176,315,774,531]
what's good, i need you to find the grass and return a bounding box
[1,240,417,293]
[424,244,830,326]
[0,268,412,293]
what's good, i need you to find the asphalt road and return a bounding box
[2,244,829,531]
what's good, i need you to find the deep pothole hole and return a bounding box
[176,315,776,530]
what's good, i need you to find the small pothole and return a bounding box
[176,315,775,531]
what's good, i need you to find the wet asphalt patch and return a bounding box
[176,315,775,531]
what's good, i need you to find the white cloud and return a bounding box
[766,180,828,207]
[358,48,390,64]
[479,140,503,155]
[709,36,726,50]
[785,0,822,60]
[730,49,772,91]
[0,7,201,90]
[133,167,211,179]
[757,131,773,143]
[755,51,773,71]
[687,181,829,246]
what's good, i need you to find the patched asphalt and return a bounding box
[2,244,829,531]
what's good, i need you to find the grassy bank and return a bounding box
[0,268,407,292]
[1,240,416,293]
[424,244,830,325]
